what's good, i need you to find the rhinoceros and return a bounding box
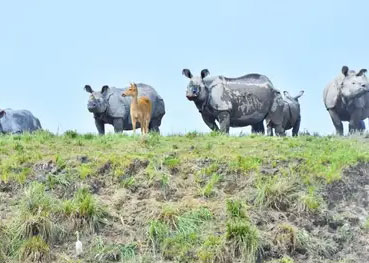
[84,84,165,134]
[182,69,285,134]
[0,109,42,134]
[267,91,304,136]
[323,66,369,135]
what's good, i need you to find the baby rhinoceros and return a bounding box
[267,91,304,136]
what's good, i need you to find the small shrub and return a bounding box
[12,182,63,247]
[232,156,262,172]
[64,130,79,139]
[163,156,180,169]
[226,219,260,263]
[197,235,225,263]
[297,187,324,213]
[254,176,297,211]
[362,217,369,231]
[120,176,136,189]
[159,205,180,227]
[61,188,107,233]
[78,164,93,180]
[83,133,95,140]
[19,236,50,263]
[140,133,160,147]
[0,223,10,262]
[273,223,297,253]
[201,174,221,198]
[279,255,295,263]
[92,237,137,262]
[185,131,200,139]
[226,199,247,219]
[148,207,212,258]
[176,207,212,234]
[148,220,170,250]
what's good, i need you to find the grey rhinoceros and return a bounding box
[182,69,285,134]
[0,109,42,134]
[84,84,165,134]
[323,66,369,135]
[267,91,304,136]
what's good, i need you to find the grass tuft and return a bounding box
[60,187,107,233]
[19,236,50,263]
[226,219,260,263]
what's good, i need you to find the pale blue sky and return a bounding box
[1,0,368,135]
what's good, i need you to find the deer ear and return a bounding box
[342,66,349,77]
[84,85,93,93]
[182,69,193,79]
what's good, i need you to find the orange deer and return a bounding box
[122,83,152,134]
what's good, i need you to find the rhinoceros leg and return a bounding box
[292,117,301,137]
[149,119,161,133]
[95,118,105,135]
[251,121,265,134]
[358,120,366,130]
[349,110,365,134]
[274,124,285,136]
[328,109,343,135]
[267,125,274,136]
[201,113,219,131]
[113,118,124,133]
[218,111,230,133]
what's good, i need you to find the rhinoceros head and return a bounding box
[340,66,369,101]
[84,85,110,114]
[182,69,210,101]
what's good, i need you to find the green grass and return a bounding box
[254,175,298,211]
[200,173,221,197]
[226,219,260,263]
[1,131,369,262]
[226,199,248,219]
[90,236,137,262]
[148,207,213,261]
[19,236,50,263]
[60,187,107,233]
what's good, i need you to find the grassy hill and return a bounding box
[1,131,369,263]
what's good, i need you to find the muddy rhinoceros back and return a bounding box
[0,109,42,134]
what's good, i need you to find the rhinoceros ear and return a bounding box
[342,66,349,77]
[84,85,93,93]
[101,85,110,95]
[357,69,367,76]
[294,90,304,100]
[182,69,193,79]
[201,69,210,79]
[0,110,5,118]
